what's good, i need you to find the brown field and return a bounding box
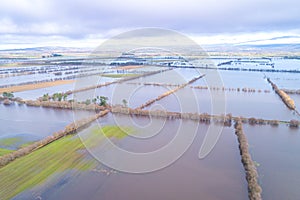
[0,63,21,68]
[0,80,74,93]
[114,65,144,70]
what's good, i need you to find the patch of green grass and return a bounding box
[0,148,13,156]
[19,141,36,149]
[0,137,23,147]
[100,73,137,78]
[93,125,134,139]
[0,135,92,200]
[0,125,134,200]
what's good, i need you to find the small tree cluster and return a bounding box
[2,92,14,99]
[290,120,300,128]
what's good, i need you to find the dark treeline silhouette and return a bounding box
[208,66,300,74]
[152,64,300,73]
[281,89,300,95]
[234,120,262,200]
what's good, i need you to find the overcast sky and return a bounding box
[1,0,300,49]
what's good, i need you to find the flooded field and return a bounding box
[243,124,300,200]
[265,72,300,90]
[13,114,248,200]
[1,56,300,200]
[0,103,92,150]
[148,88,299,120]
[73,83,171,108]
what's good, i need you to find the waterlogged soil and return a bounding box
[243,124,300,200]
[0,102,93,140]
[0,134,39,150]
[14,114,248,200]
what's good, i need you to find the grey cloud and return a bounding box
[0,0,300,39]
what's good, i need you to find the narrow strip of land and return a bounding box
[0,80,74,93]
[65,68,171,95]
[136,74,206,109]
[234,120,262,200]
[111,106,298,127]
[0,110,109,168]
[267,78,296,110]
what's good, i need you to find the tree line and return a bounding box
[127,82,271,93]
[234,120,262,200]
[267,78,296,110]
[111,105,299,128]
[137,74,206,109]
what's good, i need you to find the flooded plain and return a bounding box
[1,57,300,200]
[243,124,300,200]
[0,103,92,149]
[14,114,248,200]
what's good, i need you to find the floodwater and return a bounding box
[145,69,299,121]
[15,76,115,100]
[289,94,300,111]
[265,72,300,90]
[146,86,298,121]
[272,58,300,70]
[243,124,300,200]
[2,59,300,200]
[0,102,92,147]
[188,69,271,90]
[14,114,248,200]
[135,68,201,85]
[73,83,171,108]
[15,83,75,100]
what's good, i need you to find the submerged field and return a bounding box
[0,125,132,200]
[0,56,300,200]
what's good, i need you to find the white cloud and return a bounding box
[0,18,18,33]
[0,0,300,49]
